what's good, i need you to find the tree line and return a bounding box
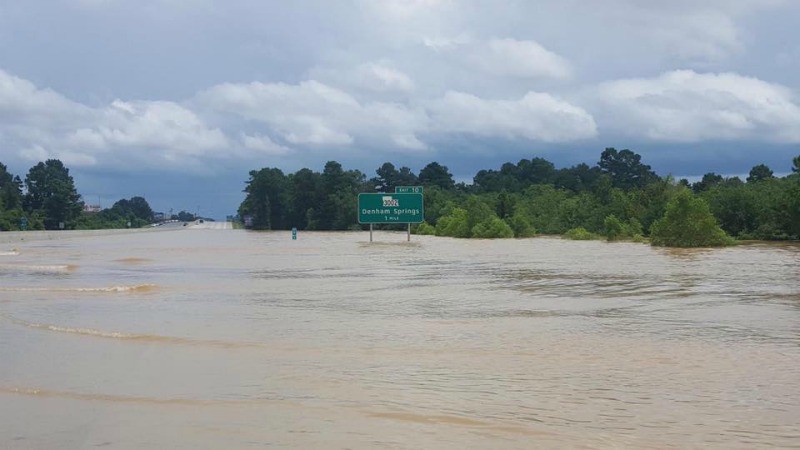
[0,159,162,231]
[239,149,800,246]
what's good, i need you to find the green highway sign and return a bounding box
[358,193,424,224]
[395,186,423,194]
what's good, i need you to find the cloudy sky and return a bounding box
[1,0,799,218]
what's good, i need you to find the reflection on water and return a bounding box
[0,229,798,449]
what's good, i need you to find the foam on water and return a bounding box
[0,284,158,293]
[0,264,77,273]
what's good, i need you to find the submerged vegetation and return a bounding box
[239,149,800,247]
[649,190,735,248]
[3,149,798,249]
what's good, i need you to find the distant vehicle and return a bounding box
[199,219,204,223]
[183,222,187,226]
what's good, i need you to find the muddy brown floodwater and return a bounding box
[1,227,798,449]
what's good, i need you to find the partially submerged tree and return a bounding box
[650,190,734,247]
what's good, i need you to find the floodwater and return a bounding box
[1,224,798,449]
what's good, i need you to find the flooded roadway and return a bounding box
[0,227,798,449]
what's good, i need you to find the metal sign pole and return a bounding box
[370,223,373,242]
[407,223,410,242]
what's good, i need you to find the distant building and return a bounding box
[83,204,102,213]
[243,215,254,228]
[153,212,166,221]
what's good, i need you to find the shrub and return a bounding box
[505,213,535,237]
[435,207,470,238]
[414,222,436,235]
[603,214,625,241]
[650,189,734,247]
[563,227,598,240]
[628,218,643,236]
[471,217,514,238]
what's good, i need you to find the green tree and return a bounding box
[419,162,455,190]
[603,214,625,241]
[372,163,418,192]
[787,176,800,238]
[112,196,154,222]
[517,157,556,185]
[699,178,750,241]
[746,164,774,183]
[792,155,800,173]
[372,162,400,192]
[473,168,519,192]
[554,163,602,192]
[650,189,733,247]
[176,211,196,222]
[414,222,436,235]
[692,172,724,193]
[632,177,680,233]
[396,166,419,187]
[598,148,658,190]
[463,196,495,232]
[23,159,83,230]
[435,207,470,237]
[422,186,458,225]
[0,162,23,211]
[240,167,289,230]
[495,191,516,219]
[287,168,320,229]
[0,162,25,231]
[516,184,572,234]
[308,161,365,230]
[472,216,514,238]
[505,213,535,237]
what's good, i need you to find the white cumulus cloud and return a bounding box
[472,38,572,79]
[197,77,598,149]
[594,70,800,142]
[356,63,415,92]
[424,36,571,79]
[0,69,231,170]
[241,133,292,156]
[196,79,426,148]
[428,91,597,142]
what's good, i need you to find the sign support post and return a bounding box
[358,192,423,243]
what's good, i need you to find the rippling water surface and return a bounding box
[1,226,798,449]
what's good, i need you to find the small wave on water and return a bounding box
[2,314,264,349]
[366,410,554,437]
[0,284,158,293]
[0,264,77,273]
[0,249,20,256]
[0,387,275,406]
[113,257,153,265]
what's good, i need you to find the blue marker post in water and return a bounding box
[291,227,297,240]
[20,217,27,231]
